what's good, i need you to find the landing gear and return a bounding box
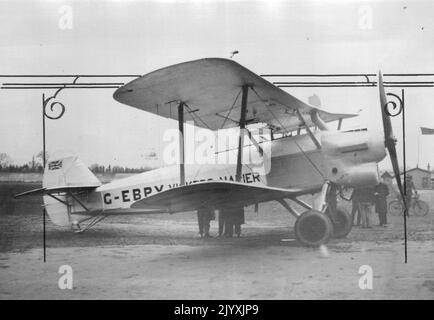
[71,220,81,232]
[71,213,106,233]
[326,206,352,238]
[293,181,333,246]
[294,210,333,246]
[321,181,352,238]
[280,181,353,246]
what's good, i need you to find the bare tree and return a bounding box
[0,152,13,167]
[36,151,49,165]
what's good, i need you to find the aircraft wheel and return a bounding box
[294,210,333,247]
[326,207,353,238]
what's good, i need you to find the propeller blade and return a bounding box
[378,72,394,147]
[378,72,407,211]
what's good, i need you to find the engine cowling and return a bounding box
[321,130,384,187]
[333,162,381,187]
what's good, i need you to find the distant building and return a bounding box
[381,171,394,184]
[400,167,432,190]
[382,165,433,190]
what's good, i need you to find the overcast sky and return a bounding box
[1,0,433,171]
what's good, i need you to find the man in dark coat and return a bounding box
[218,209,226,237]
[405,174,417,216]
[221,206,245,237]
[223,209,234,237]
[197,207,215,238]
[358,186,375,228]
[217,207,233,237]
[375,180,389,227]
[351,188,362,226]
[233,206,245,238]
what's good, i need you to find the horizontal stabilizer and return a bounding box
[13,185,98,198]
[13,187,46,198]
[13,155,101,227]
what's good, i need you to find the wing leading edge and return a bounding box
[130,181,314,213]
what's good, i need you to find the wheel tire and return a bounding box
[326,207,353,238]
[389,200,403,216]
[414,200,429,217]
[294,210,333,247]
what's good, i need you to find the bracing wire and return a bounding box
[250,86,325,179]
[220,88,242,130]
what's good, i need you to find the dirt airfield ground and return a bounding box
[1,183,434,299]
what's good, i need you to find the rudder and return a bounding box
[43,155,101,226]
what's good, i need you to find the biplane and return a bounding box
[15,58,406,246]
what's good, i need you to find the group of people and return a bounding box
[197,176,417,235]
[351,181,389,228]
[351,175,417,228]
[196,207,245,238]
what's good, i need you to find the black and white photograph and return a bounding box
[1,0,434,303]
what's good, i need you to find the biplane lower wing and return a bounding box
[130,181,312,213]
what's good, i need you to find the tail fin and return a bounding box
[43,155,101,226]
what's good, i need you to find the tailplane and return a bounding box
[12,154,102,227]
[42,155,101,226]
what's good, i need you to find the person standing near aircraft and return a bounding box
[218,209,226,237]
[358,186,375,228]
[375,180,389,227]
[221,206,245,238]
[197,208,214,238]
[405,175,417,216]
[351,188,362,226]
[224,209,235,237]
[233,207,245,237]
[326,183,339,217]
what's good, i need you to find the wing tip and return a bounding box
[113,57,239,103]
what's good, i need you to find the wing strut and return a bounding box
[295,109,321,149]
[178,101,185,186]
[246,128,264,156]
[236,84,249,182]
[337,118,343,130]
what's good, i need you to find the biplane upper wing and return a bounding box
[113,58,356,132]
[130,181,314,213]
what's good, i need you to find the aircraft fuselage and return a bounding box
[68,128,386,215]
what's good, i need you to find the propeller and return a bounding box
[378,72,407,211]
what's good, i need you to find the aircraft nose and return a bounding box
[371,130,388,163]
